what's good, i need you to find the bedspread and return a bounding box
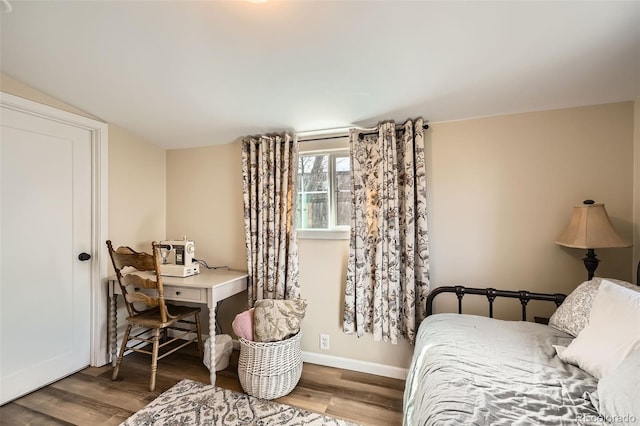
[403,314,603,425]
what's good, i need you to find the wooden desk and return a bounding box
[108,269,248,385]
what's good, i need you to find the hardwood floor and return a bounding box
[0,346,405,425]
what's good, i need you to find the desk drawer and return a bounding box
[163,286,204,303]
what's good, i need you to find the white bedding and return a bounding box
[403,314,603,425]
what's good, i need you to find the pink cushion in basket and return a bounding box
[232,308,255,341]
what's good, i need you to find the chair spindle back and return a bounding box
[106,240,169,323]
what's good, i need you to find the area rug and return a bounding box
[121,379,360,426]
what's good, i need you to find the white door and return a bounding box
[0,104,93,404]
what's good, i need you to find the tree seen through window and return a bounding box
[297,152,350,229]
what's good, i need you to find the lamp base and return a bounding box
[583,249,599,281]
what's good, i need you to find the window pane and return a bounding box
[297,193,328,229]
[296,150,350,234]
[335,156,350,172]
[336,191,350,226]
[335,156,350,191]
[298,155,328,192]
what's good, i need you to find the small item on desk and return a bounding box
[159,262,200,277]
[158,237,200,277]
[193,257,230,271]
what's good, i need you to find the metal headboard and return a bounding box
[425,286,566,320]
[426,261,640,320]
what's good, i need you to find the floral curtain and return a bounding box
[242,133,300,306]
[343,118,429,344]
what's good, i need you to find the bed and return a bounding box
[403,264,640,426]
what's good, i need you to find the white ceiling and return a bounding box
[1,1,639,149]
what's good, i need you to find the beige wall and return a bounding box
[166,142,246,270]
[107,125,166,253]
[165,142,248,336]
[429,102,634,322]
[166,102,635,370]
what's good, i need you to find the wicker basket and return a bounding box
[238,332,303,400]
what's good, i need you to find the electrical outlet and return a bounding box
[320,334,330,350]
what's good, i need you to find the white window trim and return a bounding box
[297,229,350,240]
[297,132,350,240]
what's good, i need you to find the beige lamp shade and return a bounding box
[555,203,630,249]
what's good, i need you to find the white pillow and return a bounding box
[591,350,640,422]
[554,279,640,379]
[548,277,637,337]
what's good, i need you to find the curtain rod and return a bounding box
[299,123,430,143]
[357,123,430,140]
[299,134,348,143]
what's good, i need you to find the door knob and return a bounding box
[78,252,91,261]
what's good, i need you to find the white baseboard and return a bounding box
[301,351,408,380]
[167,332,407,380]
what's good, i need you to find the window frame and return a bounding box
[296,139,350,240]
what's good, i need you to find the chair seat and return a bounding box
[126,304,201,328]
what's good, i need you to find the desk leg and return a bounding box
[110,293,118,367]
[209,302,216,385]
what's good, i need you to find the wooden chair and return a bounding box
[106,240,203,391]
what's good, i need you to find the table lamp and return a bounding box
[555,200,631,280]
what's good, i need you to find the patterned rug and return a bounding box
[121,379,360,426]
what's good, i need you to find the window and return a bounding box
[296,150,350,238]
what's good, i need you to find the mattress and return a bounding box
[403,314,603,425]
